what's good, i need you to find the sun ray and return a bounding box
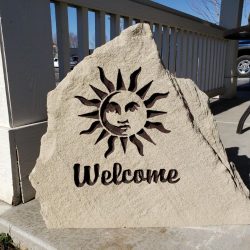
[147,110,167,118]
[137,129,156,145]
[75,96,101,107]
[144,92,169,108]
[90,85,108,100]
[105,136,117,158]
[136,81,153,99]
[79,110,99,119]
[128,67,141,92]
[98,66,115,92]
[80,121,101,135]
[130,135,144,156]
[95,129,109,145]
[145,121,170,133]
[120,137,128,153]
[116,69,126,90]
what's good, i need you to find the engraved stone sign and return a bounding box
[30,24,250,228]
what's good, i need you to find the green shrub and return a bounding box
[0,233,20,250]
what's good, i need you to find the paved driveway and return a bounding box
[211,79,250,190]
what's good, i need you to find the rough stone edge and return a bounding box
[168,72,249,198]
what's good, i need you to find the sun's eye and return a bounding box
[125,102,140,112]
[106,102,121,114]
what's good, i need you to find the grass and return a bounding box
[0,233,20,250]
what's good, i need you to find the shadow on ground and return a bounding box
[237,78,250,91]
[226,147,250,191]
[210,90,250,116]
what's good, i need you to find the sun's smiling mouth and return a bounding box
[118,124,130,129]
[75,66,171,158]
[119,124,131,136]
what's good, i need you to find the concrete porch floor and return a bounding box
[210,89,250,190]
[0,88,250,250]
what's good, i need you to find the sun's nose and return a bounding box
[117,119,129,124]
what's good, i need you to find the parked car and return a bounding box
[70,56,79,69]
[237,40,250,77]
[54,57,59,68]
[53,56,79,69]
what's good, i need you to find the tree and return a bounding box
[69,32,78,48]
[52,34,57,45]
[188,0,250,25]
[187,0,221,24]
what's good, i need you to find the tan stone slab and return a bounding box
[30,24,250,228]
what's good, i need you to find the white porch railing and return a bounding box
[0,0,235,205]
[53,0,228,97]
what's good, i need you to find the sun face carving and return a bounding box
[75,67,170,158]
[100,91,148,137]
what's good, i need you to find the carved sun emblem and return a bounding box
[75,67,170,158]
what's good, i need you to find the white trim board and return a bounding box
[0,122,47,205]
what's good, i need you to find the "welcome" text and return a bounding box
[73,163,180,187]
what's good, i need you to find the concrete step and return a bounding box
[0,200,250,250]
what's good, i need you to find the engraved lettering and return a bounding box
[73,163,180,187]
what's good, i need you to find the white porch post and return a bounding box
[220,0,244,98]
[0,0,55,204]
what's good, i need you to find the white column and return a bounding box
[220,0,243,98]
[77,7,89,60]
[95,11,106,47]
[56,2,70,80]
[0,0,54,204]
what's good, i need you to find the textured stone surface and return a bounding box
[30,23,250,228]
